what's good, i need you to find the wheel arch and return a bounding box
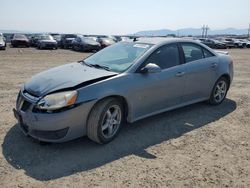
[90,95,130,122]
[219,73,231,89]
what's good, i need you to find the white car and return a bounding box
[0,35,6,50]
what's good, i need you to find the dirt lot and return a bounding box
[0,46,249,188]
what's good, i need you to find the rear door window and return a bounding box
[203,48,215,58]
[181,43,204,63]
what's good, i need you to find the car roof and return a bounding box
[134,37,198,45]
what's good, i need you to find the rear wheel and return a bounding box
[87,98,124,144]
[209,77,228,105]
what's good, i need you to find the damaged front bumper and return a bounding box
[13,89,96,143]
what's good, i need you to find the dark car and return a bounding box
[37,35,58,50]
[72,36,101,52]
[29,34,42,47]
[97,37,116,48]
[11,34,30,47]
[199,38,227,49]
[61,34,78,49]
[0,35,6,50]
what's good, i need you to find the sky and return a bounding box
[0,0,250,35]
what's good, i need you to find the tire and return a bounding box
[87,98,124,144]
[209,77,228,105]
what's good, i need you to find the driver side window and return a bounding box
[144,44,180,69]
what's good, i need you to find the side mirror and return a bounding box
[140,63,161,74]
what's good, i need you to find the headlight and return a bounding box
[37,91,77,110]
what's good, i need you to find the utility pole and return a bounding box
[201,25,205,38]
[248,23,250,38]
[205,25,209,38]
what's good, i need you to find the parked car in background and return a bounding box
[37,35,58,50]
[72,36,101,52]
[217,38,235,48]
[29,34,42,47]
[97,37,116,48]
[120,36,133,42]
[199,38,227,49]
[232,39,246,48]
[0,35,6,50]
[87,36,98,42]
[246,39,250,48]
[11,34,30,47]
[51,34,62,47]
[61,34,78,49]
[239,39,247,48]
[13,38,233,144]
[113,36,122,42]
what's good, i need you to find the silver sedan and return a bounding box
[13,38,234,144]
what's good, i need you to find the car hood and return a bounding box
[24,62,118,97]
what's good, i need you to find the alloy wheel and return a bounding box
[214,80,227,103]
[101,105,122,139]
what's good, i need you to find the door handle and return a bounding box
[211,63,218,68]
[175,72,185,77]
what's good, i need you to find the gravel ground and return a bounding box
[0,46,249,188]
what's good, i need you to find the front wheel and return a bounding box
[87,98,124,144]
[209,77,228,105]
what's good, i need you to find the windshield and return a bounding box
[14,34,26,39]
[40,35,53,40]
[53,35,61,40]
[82,37,96,43]
[84,42,152,73]
[65,34,77,38]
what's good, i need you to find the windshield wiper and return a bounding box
[78,60,92,67]
[78,61,110,71]
[88,64,110,71]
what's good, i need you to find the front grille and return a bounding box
[30,127,69,140]
[21,100,31,111]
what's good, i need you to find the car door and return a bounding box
[129,43,187,119]
[180,43,218,102]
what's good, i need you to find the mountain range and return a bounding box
[0,28,249,36]
[134,28,249,36]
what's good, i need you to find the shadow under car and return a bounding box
[2,99,236,181]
